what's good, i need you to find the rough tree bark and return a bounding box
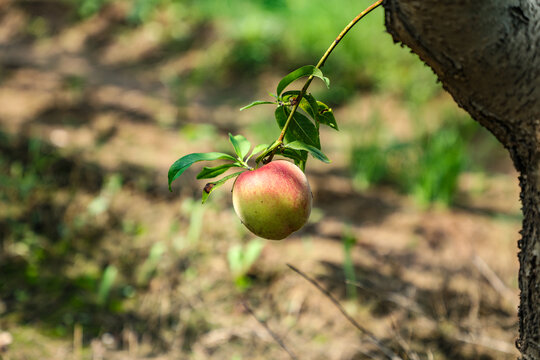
[382,0,540,358]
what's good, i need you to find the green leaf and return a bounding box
[229,134,251,160]
[197,163,241,179]
[281,90,301,100]
[168,152,236,191]
[281,148,307,162]
[301,94,320,122]
[202,171,243,204]
[239,100,275,111]
[246,143,269,161]
[317,101,339,130]
[276,65,329,96]
[243,239,264,270]
[281,91,320,130]
[284,140,331,163]
[274,105,288,127]
[275,106,320,149]
[280,148,308,171]
[97,265,118,305]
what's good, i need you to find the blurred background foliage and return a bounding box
[0,0,520,359]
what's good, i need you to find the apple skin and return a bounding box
[232,160,312,240]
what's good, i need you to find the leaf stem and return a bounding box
[261,0,383,164]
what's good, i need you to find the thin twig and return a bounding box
[355,346,381,360]
[456,333,519,355]
[348,277,519,356]
[286,263,401,360]
[472,255,518,309]
[346,279,424,316]
[241,300,299,360]
[390,318,421,360]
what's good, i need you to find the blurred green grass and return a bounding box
[63,0,440,103]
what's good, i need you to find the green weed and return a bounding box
[408,125,466,206]
[227,239,265,291]
[350,117,475,207]
[350,116,391,190]
[87,174,123,216]
[68,0,108,17]
[136,242,166,286]
[64,0,440,105]
[175,198,205,249]
[97,265,118,305]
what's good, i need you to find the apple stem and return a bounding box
[258,0,383,165]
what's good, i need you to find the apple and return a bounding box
[232,160,312,240]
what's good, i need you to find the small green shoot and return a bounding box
[97,265,118,305]
[87,174,123,216]
[227,239,265,291]
[137,242,166,286]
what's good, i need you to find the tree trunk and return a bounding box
[382,0,540,358]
